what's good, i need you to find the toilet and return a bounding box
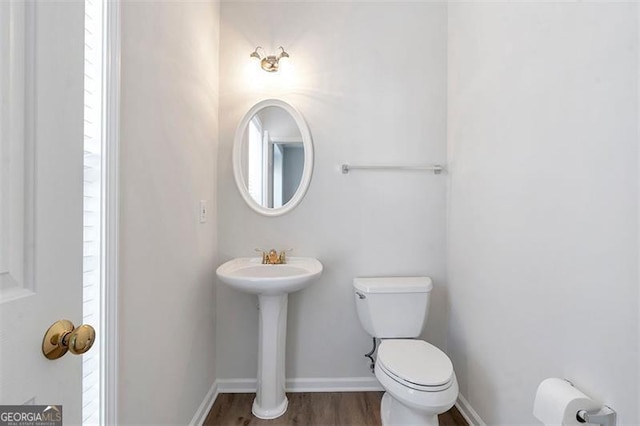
[353,277,458,426]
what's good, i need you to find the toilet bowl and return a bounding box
[352,277,459,426]
[375,339,458,426]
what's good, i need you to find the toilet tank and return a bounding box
[353,277,433,338]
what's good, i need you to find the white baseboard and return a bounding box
[287,377,383,392]
[190,380,219,426]
[216,376,383,393]
[455,393,486,426]
[217,378,256,393]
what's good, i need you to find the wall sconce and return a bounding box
[250,46,290,72]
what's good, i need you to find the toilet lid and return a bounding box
[377,340,453,388]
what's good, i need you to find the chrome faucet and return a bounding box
[255,248,291,265]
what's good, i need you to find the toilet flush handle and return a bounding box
[355,291,366,299]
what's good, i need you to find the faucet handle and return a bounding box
[278,249,293,264]
[254,248,268,264]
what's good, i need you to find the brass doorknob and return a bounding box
[42,320,96,360]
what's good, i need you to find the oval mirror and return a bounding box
[233,99,313,216]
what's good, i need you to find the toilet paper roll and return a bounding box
[533,378,600,426]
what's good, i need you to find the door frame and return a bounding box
[104,0,121,424]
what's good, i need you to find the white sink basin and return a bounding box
[216,257,323,295]
[215,256,323,419]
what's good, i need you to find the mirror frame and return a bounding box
[232,99,314,216]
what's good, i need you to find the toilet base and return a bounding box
[381,392,440,426]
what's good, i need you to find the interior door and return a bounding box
[0,1,87,423]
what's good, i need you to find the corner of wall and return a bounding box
[636,1,640,423]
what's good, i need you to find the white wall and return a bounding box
[637,6,640,423]
[217,2,448,382]
[119,2,219,423]
[447,2,639,424]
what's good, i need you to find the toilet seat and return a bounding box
[377,340,454,392]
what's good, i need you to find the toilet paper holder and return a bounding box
[534,378,617,426]
[562,379,617,426]
[576,406,617,426]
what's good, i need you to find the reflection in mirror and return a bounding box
[233,99,313,216]
[241,106,304,208]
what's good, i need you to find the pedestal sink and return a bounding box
[216,256,323,419]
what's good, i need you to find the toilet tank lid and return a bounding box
[353,277,433,294]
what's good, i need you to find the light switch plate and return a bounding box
[199,200,207,223]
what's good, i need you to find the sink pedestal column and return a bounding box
[252,294,288,419]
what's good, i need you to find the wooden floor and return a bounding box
[204,392,468,426]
